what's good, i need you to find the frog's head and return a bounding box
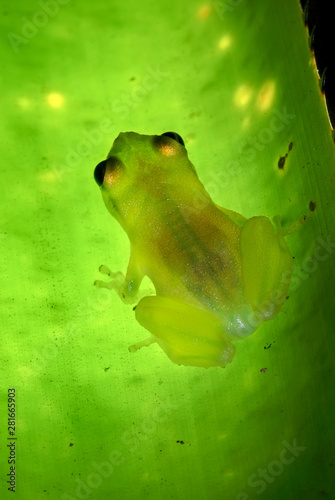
[93,131,199,232]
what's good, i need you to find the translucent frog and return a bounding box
[93,131,298,368]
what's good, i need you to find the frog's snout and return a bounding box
[94,160,107,186]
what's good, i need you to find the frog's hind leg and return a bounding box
[131,296,235,368]
[215,204,247,226]
[128,335,157,352]
[240,216,294,321]
[273,214,306,236]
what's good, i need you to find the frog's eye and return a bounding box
[94,157,121,188]
[155,132,185,157]
[94,160,107,186]
[161,132,185,146]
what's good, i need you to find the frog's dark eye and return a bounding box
[161,132,185,146]
[94,157,122,188]
[94,160,107,186]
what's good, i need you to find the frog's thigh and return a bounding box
[241,216,294,320]
[133,296,235,368]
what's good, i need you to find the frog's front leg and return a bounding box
[130,296,235,368]
[94,265,124,291]
[94,248,151,304]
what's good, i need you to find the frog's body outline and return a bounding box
[94,132,298,368]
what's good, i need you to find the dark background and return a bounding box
[300,0,334,130]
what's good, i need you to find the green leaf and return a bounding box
[1,0,334,498]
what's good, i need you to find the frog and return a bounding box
[93,131,299,368]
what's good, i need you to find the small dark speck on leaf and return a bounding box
[309,200,317,211]
[176,440,185,444]
[104,367,110,372]
[133,305,137,311]
[278,141,293,169]
[260,367,267,373]
[278,156,286,169]
[264,343,272,349]
[69,443,74,447]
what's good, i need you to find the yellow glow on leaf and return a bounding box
[218,34,232,51]
[46,92,65,108]
[234,84,253,107]
[39,170,60,184]
[257,80,276,111]
[197,4,212,19]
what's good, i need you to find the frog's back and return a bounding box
[140,201,248,318]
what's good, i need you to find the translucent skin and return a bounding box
[94,132,294,368]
